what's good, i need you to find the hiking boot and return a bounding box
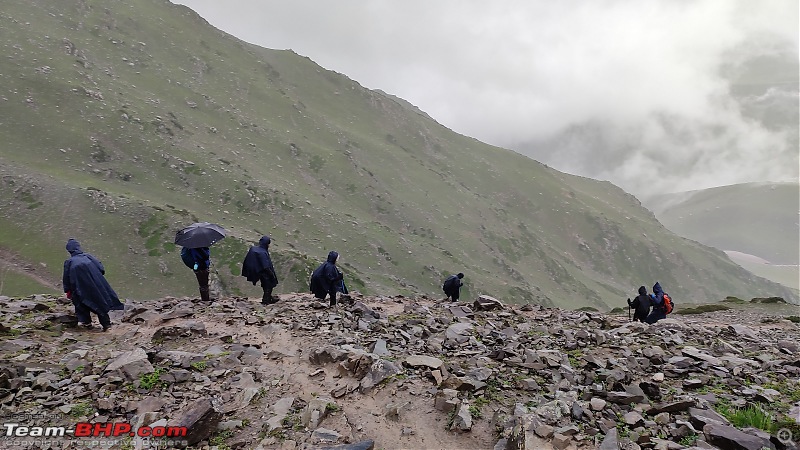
[79,322,94,330]
[102,324,112,332]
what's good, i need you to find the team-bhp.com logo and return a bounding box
[4,422,187,438]
[3,422,189,448]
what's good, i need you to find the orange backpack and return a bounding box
[662,293,674,314]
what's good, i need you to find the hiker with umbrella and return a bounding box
[175,222,226,303]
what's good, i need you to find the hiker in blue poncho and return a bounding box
[310,251,344,307]
[241,235,279,305]
[62,239,124,331]
[645,282,667,324]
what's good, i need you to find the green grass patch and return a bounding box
[674,304,731,314]
[138,368,167,390]
[715,404,774,432]
[750,297,786,304]
[69,401,94,418]
[190,360,207,371]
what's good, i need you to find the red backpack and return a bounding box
[662,293,674,314]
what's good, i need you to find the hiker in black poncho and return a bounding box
[241,235,279,305]
[627,285,652,322]
[62,239,124,331]
[443,273,464,301]
[310,251,344,307]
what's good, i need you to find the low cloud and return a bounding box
[174,0,799,197]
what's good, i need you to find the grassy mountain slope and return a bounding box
[0,0,795,307]
[646,182,799,265]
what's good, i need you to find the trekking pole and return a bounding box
[627,298,631,322]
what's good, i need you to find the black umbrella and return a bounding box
[174,222,226,248]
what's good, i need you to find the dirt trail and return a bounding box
[0,248,59,292]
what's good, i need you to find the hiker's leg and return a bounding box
[329,290,337,307]
[96,311,112,330]
[195,269,210,302]
[73,299,92,325]
[262,287,275,305]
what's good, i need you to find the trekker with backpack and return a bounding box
[645,282,673,324]
[627,286,652,322]
[181,246,212,302]
[443,273,464,301]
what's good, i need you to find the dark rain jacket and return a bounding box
[646,282,667,324]
[628,286,652,322]
[183,247,210,271]
[310,251,343,297]
[62,239,124,315]
[241,236,278,288]
[443,275,463,296]
[651,282,665,310]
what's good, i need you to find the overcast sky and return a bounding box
[172,0,798,198]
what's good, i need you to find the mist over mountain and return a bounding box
[513,34,798,200]
[173,0,799,202]
[0,0,796,307]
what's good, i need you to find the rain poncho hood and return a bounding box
[66,238,83,256]
[327,251,339,263]
[653,282,663,295]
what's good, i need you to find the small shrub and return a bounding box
[468,405,483,419]
[139,368,167,390]
[251,386,268,404]
[678,433,697,446]
[722,296,745,303]
[190,360,207,371]
[325,403,340,413]
[209,429,234,448]
[786,316,800,323]
[69,401,94,418]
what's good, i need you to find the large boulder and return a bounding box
[703,423,776,450]
[104,348,154,381]
[169,398,223,446]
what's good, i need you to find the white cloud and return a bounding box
[173,0,799,197]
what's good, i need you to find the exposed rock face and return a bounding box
[0,292,798,450]
[170,397,223,445]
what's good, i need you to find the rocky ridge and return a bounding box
[1,293,799,450]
